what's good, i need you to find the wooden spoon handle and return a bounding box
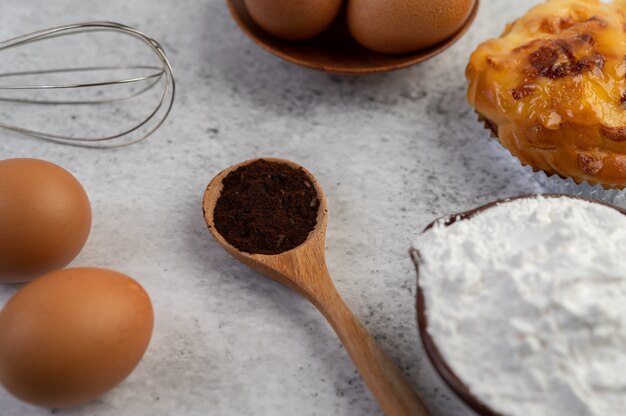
[313,290,431,416]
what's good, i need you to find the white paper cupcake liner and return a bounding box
[529,166,626,208]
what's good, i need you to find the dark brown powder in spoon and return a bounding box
[213,160,319,255]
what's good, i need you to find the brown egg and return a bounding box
[347,0,476,54]
[0,159,91,282]
[244,0,342,41]
[0,268,154,408]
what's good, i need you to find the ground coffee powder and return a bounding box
[213,160,319,255]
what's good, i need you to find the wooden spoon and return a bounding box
[203,158,430,416]
[227,0,480,74]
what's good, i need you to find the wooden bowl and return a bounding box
[409,194,626,416]
[226,0,480,74]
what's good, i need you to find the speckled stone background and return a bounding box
[0,1,545,415]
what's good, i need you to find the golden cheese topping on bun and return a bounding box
[467,0,626,188]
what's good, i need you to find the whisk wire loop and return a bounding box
[0,21,175,147]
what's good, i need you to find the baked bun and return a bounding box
[467,0,626,188]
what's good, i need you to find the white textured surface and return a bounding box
[415,196,626,416]
[0,1,544,415]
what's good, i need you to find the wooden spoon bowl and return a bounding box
[203,157,329,296]
[227,0,480,74]
[409,193,626,416]
[204,157,430,416]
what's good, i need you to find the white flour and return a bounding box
[414,196,626,416]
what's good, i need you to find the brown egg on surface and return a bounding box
[347,0,476,54]
[0,159,91,283]
[244,0,342,41]
[0,268,154,408]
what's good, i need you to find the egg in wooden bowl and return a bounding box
[227,0,480,73]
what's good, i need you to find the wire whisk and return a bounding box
[0,21,175,148]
